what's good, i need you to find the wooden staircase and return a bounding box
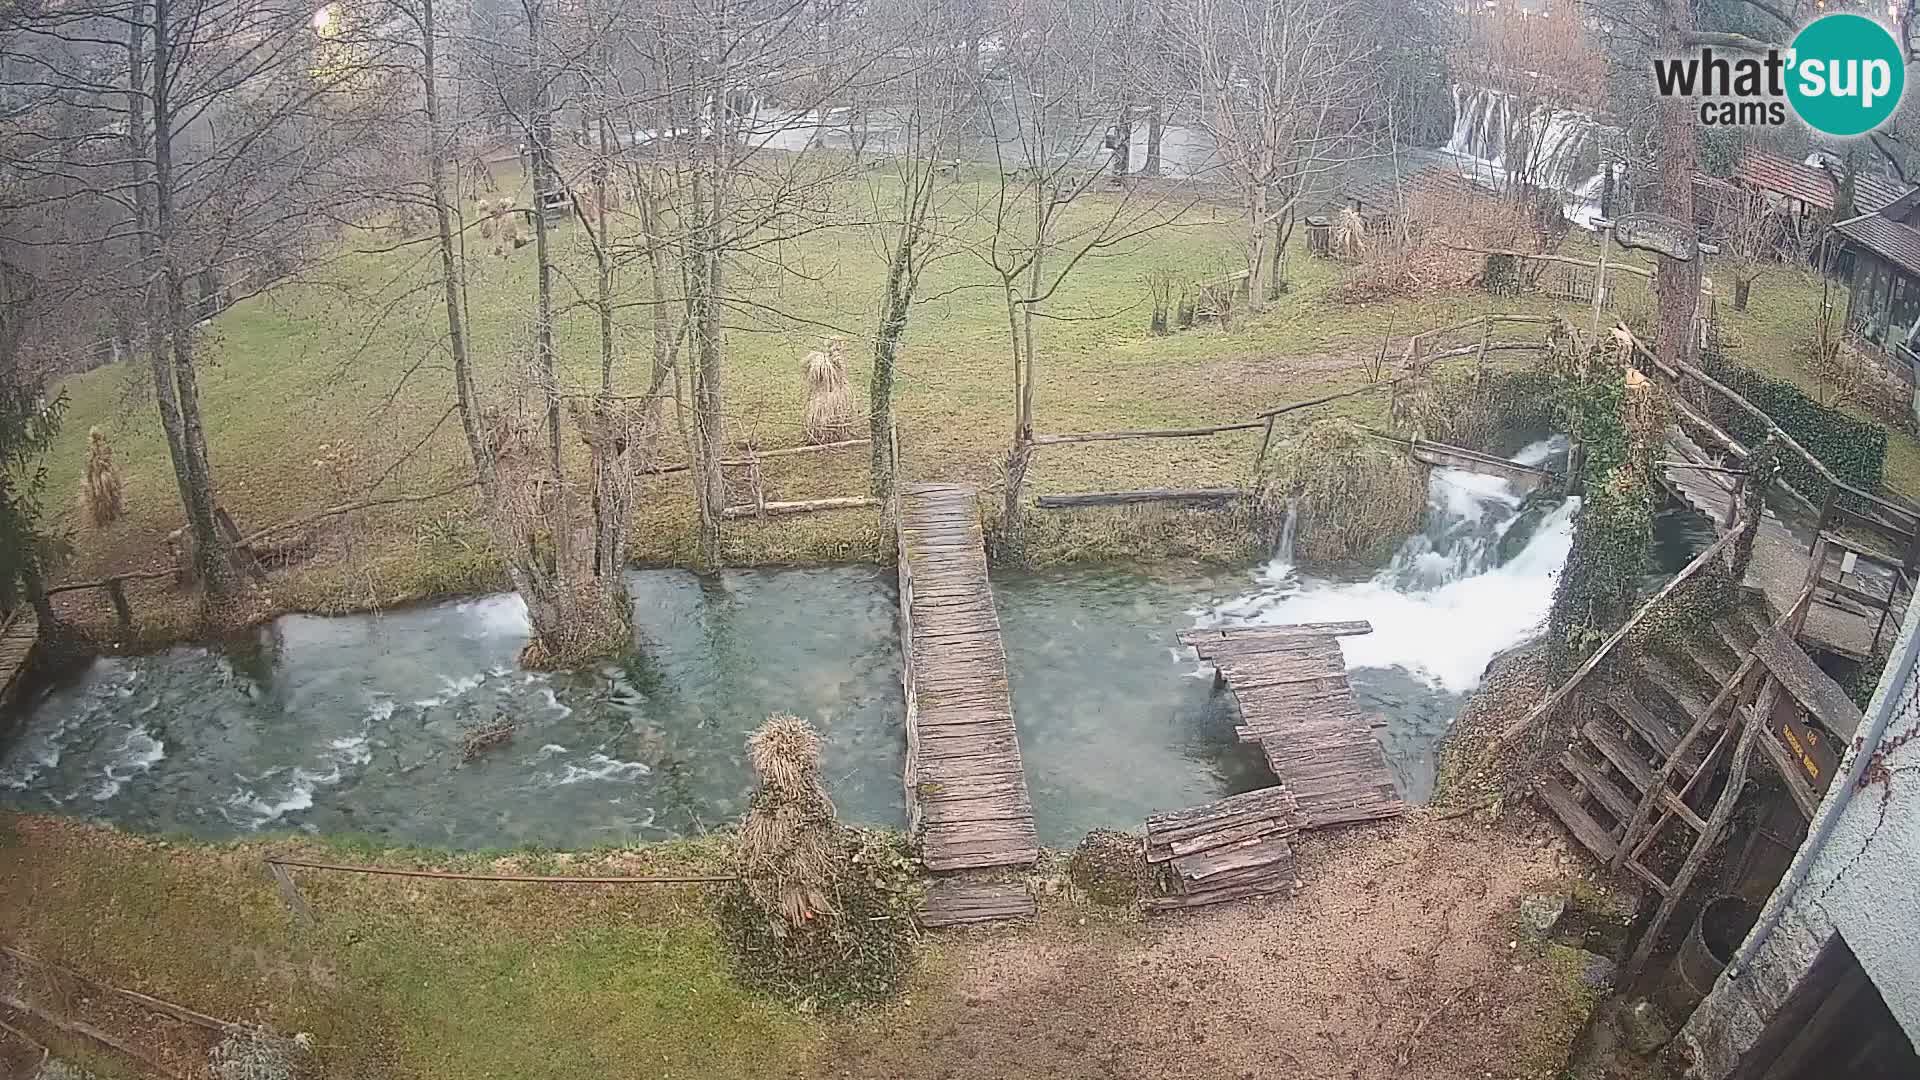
[1538,606,1766,888]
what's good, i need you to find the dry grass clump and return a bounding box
[738,713,840,928]
[1332,187,1548,304]
[719,713,920,1007]
[800,338,857,444]
[80,427,124,528]
[459,712,518,762]
[1260,417,1428,565]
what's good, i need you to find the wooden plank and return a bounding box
[1561,750,1636,825]
[1604,687,1681,760]
[1538,777,1621,863]
[1751,627,1863,740]
[1172,833,1294,884]
[1582,720,1656,794]
[1033,488,1246,509]
[919,880,1035,927]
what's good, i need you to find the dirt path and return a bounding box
[828,809,1605,1080]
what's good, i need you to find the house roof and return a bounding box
[1852,172,1908,214]
[1736,150,1836,211]
[1833,211,1920,278]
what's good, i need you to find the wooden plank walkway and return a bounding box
[0,609,39,716]
[1178,622,1405,828]
[1661,427,1903,660]
[1144,786,1302,911]
[896,484,1039,873]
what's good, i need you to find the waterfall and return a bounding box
[1442,84,1608,227]
[1274,497,1299,568]
[1201,438,1575,694]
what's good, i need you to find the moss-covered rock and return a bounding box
[1067,828,1151,907]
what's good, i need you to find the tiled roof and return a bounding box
[1851,172,1908,214]
[1833,212,1920,278]
[1736,150,1837,210]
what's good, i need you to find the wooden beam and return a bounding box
[718,496,881,520]
[1496,524,1746,748]
[1028,421,1265,446]
[643,438,871,476]
[1033,488,1246,509]
[1448,246,1654,279]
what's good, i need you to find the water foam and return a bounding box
[91,727,166,802]
[1203,440,1576,694]
[548,752,651,786]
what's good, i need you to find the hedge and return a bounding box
[1696,346,1887,499]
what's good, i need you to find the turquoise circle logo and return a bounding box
[1787,14,1905,136]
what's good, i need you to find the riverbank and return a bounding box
[31,181,1880,650]
[0,808,1616,1080]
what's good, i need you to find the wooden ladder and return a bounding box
[1610,608,1796,977]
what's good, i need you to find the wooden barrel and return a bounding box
[1305,216,1331,257]
[1659,895,1758,1018]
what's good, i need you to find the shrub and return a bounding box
[1696,343,1887,498]
[1260,417,1428,566]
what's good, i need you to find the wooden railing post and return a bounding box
[1725,470,1747,531]
[103,577,133,636]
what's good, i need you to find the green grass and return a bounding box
[0,817,816,1079]
[38,175,1918,635]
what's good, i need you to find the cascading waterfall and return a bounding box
[1442,85,1608,229]
[1201,438,1575,695]
[1275,497,1299,566]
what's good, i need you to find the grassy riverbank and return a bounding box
[33,174,1899,641]
[0,810,1617,1080]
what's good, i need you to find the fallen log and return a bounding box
[718,496,881,520]
[1033,488,1246,509]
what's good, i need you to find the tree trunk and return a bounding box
[1269,205,1291,300]
[1143,105,1163,178]
[1653,0,1700,367]
[125,11,196,550]
[687,81,728,568]
[1110,100,1131,182]
[1734,276,1752,312]
[150,0,234,596]
[1246,185,1270,313]
[870,229,914,499]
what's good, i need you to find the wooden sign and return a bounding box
[1613,213,1697,262]
[1771,694,1840,795]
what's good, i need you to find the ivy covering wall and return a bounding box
[1696,346,1887,498]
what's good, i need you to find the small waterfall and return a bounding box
[1202,438,1575,693]
[1274,497,1299,568]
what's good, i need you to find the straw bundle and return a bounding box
[81,426,124,527]
[739,713,841,932]
[801,338,857,445]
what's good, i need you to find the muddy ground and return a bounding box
[830,808,1608,1080]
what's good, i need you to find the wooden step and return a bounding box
[1681,637,1735,689]
[1716,617,1758,663]
[1538,777,1621,863]
[919,880,1035,928]
[1606,686,1683,761]
[1561,751,1636,827]
[1581,719,1657,794]
[1635,653,1714,727]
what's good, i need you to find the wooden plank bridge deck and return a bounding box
[0,610,39,717]
[1178,622,1405,829]
[1661,428,1904,660]
[896,483,1040,875]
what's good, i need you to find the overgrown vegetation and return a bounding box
[1258,417,1428,567]
[1697,341,1889,499]
[718,715,920,1008]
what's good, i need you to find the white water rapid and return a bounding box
[1200,439,1576,695]
[1442,85,1608,230]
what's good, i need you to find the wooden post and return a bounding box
[1589,227,1612,345]
[748,452,766,520]
[215,507,267,582]
[1623,676,1776,980]
[1725,470,1747,531]
[1253,415,1278,474]
[103,577,133,636]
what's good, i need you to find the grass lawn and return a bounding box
[34,171,1913,637]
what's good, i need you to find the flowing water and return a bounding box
[1,444,1580,848]
[1441,84,1609,229]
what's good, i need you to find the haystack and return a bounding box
[801,338,857,445]
[81,426,124,527]
[1332,205,1368,259]
[739,713,841,929]
[719,713,920,1006]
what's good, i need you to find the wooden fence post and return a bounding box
[103,577,133,636]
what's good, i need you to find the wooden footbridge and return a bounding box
[0,609,38,720]
[895,483,1040,925]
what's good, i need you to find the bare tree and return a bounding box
[975,0,1192,547]
[1167,0,1386,310]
